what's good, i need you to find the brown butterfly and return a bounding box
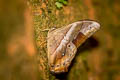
[47,20,100,73]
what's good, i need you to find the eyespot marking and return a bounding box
[68,44,71,47]
[63,63,65,66]
[62,53,65,56]
[56,65,60,67]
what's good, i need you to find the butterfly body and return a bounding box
[47,20,100,73]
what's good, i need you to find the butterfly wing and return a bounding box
[47,20,100,73]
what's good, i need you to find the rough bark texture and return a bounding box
[0,0,120,80]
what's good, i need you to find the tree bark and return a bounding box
[0,0,120,80]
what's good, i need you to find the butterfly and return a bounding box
[47,20,100,73]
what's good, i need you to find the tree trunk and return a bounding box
[0,0,120,80]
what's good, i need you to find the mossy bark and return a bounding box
[0,0,120,80]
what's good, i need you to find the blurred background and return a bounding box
[0,0,120,80]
